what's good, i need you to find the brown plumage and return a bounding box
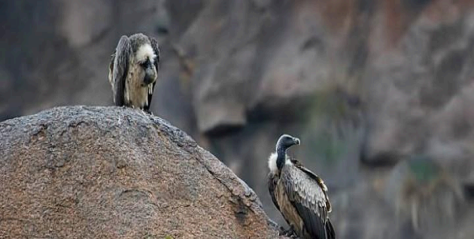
[108,33,160,113]
[268,134,335,239]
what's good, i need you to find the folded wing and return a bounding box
[282,162,335,239]
[110,36,132,106]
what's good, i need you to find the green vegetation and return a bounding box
[407,155,440,183]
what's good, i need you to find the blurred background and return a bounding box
[1,0,474,238]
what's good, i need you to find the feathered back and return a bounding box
[281,161,335,239]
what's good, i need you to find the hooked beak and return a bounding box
[294,137,300,145]
[143,68,156,85]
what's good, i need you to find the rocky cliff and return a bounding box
[0,106,284,239]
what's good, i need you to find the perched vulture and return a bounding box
[268,134,335,239]
[108,33,160,113]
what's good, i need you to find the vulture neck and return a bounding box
[276,146,287,171]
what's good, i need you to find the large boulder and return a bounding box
[0,106,283,239]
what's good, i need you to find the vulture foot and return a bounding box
[279,227,298,238]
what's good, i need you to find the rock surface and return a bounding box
[0,106,284,239]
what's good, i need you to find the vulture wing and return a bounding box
[108,53,115,89]
[267,173,280,211]
[110,36,132,106]
[282,161,335,239]
[291,159,332,213]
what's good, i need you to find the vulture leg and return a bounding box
[280,226,298,238]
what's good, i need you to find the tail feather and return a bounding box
[325,220,336,239]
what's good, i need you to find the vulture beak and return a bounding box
[294,138,300,145]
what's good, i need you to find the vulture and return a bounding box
[108,33,160,113]
[268,134,335,239]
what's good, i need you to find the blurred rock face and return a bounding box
[1,0,474,238]
[385,156,464,236]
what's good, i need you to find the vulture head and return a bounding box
[269,134,300,174]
